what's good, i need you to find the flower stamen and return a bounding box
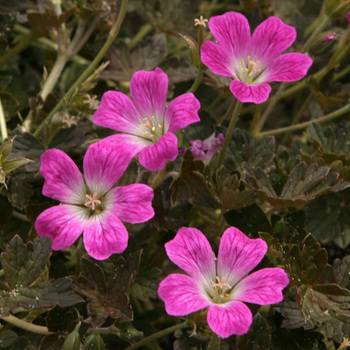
[85,192,101,210]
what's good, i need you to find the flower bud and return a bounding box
[63,323,81,350]
[84,331,105,350]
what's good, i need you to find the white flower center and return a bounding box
[84,192,102,213]
[234,56,265,84]
[139,116,163,142]
[207,276,233,304]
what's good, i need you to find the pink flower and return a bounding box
[158,227,289,338]
[322,32,336,41]
[347,12,350,23]
[93,68,201,171]
[189,133,224,163]
[201,12,313,104]
[35,141,154,260]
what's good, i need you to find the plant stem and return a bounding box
[129,23,153,50]
[207,333,218,350]
[0,99,8,141]
[40,53,68,101]
[151,168,166,189]
[124,322,188,350]
[1,315,54,335]
[0,31,37,66]
[256,102,350,138]
[187,69,204,93]
[33,0,129,138]
[302,15,329,53]
[217,100,242,168]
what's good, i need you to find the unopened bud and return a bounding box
[63,322,81,350]
[84,330,105,350]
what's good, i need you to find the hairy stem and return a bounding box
[1,315,54,335]
[188,69,204,93]
[33,0,129,138]
[129,23,153,50]
[207,333,218,350]
[151,168,166,189]
[0,99,8,141]
[40,53,68,101]
[124,322,189,350]
[217,100,242,168]
[256,102,350,138]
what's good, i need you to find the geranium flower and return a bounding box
[35,141,154,260]
[201,12,313,104]
[158,227,289,338]
[188,133,224,163]
[93,68,201,171]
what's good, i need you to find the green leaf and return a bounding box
[131,266,161,301]
[237,313,271,350]
[0,329,17,349]
[171,151,219,208]
[225,129,275,174]
[101,35,167,82]
[301,234,328,285]
[2,158,30,173]
[224,204,271,237]
[1,235,51,289]
[243,162,350,209]
[0,139,13,163]
[72,251,141,327]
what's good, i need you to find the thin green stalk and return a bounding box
[124,322,188,350]
[0,99,8,141]
[33,0,129,138]
[256,102,350,138]
[187,69,204,93]
[207,333,218,350]
[40,53,68,101]
[302,15,329,53]
[334,64,350,81]
[217,100,242,168]
[0,31,37,66]
[218,98,236,125]
[129,23,153,50]
[282,92,313,144]
[151,168,165,189]
[251,83,286,135]
[1,315,54,335]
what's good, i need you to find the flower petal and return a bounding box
[130,67,167,118]
[251,16,296,61]
[233,268,289,305]
[93,90,140,133]
[207,301,253,338]
[229,80,271,104]
[165,93,201,132]
[138,132,178,171]
[40,149,85,204]
[35,205,86,250]
[267,53,313,82]
[104,133,149,156]
[83,213,128,260]
[158,274,210,316]
[108,184,154,224]
[83,140,133,195]
[208,12,251,58]
[217,227,267,287]
[165,227,216,285]
[201,41,234,77]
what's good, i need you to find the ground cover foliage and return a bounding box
[0,0,350,349]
